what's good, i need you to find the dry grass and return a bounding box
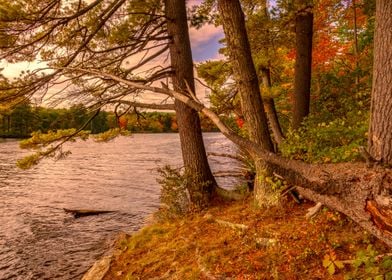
[104,198,391,280]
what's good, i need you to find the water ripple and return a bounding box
[0,133,239,280]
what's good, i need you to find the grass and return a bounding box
[104,197,391,280]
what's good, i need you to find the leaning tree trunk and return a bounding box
[217,0,273,151]
[261,67,285,145]
[368,0,392,165]
[165,0,217,208]
[292,1,313,130]
[260,0,285,145]
[217,0,275,206]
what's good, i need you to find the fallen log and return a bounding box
[63,208,116,218]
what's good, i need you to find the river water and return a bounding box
[0,133,239,280]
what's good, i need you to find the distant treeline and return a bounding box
[0,103,223,138]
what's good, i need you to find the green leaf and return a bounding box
[353,258,364,268]
[382,258,392,269]
[16,153,41,169]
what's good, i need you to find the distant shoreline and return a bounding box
[0,135,29,139]
[0,130,220,140]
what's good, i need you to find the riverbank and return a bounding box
[99,198,391,279]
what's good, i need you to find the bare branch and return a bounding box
[105,100,174,110]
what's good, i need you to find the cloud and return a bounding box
[189,24,224,62]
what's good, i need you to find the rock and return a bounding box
[82,256,112,280]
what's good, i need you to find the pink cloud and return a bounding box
[189,24,224,61]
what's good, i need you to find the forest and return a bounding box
[0,0,391,278]
[0,103,220,137]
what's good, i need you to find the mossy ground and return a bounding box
[104,198,391,280]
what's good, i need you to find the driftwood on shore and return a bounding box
[63,208,116,218]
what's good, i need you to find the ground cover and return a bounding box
[104,198,392,279]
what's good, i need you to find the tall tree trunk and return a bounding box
[259,0,285,145]
[352,0,360,86]
[217,0,273,152]
[165,0,217,208]
[261,67,285,145]
[368,0,392,165]
[292,1,313,129]
[217,0,275,206]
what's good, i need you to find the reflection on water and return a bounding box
[0,133,239,280]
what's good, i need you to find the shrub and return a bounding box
[156,165,191,220]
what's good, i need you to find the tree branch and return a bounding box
[105,100,174,110]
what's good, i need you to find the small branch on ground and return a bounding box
[305,202,323,219]
[204,213,248,231]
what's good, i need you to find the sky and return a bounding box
[187,0,224,62]
[190,25,223,62]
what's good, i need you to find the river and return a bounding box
[0,133,240,280]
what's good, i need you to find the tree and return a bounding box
[0,0,216,207]
[217,0,273,151]
[217,0,278,205]
[367,0,392,165]
[68,104,89,129]
[165,0,217,207]
[292,0,314,129]
[90,111,109,133]
[239,0,286,145]
[9,102,36,137]
[0,106,11,135]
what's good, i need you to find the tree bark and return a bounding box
[368,0,392,165]
[217,0,273,152]
[165,0,217,208]
[261,67,285,145]
[352,0,360,86]
[292,1,313,129]
[217,0,276,206]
